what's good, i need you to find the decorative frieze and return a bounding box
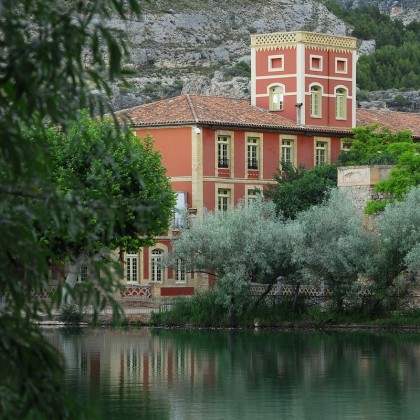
[251,31,357,52]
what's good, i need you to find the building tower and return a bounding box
[250,31,357,128]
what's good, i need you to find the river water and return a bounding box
[44,327,420,419]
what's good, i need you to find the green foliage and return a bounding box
[337,125,420,211]
[322,1,420,90]
[265,162,337,219]
[170,199,289,321]
[58,305,84,325]
[288,189,374,311]
[0,1,159,417]
[364,200,388,214]
[224,61,251,79]
[152,291,229,327]
[365,187,420,299]
[336,125,416,167]
[376,152,420,200]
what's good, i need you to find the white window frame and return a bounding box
[246,186,262,206]
[314,137,331,166]
[151,248,164,283]
[216,184,234,213]
[280,135,297,168]
[173,192,187,230]
[268,84,284,111]
[247,137,259,170]
[217,135,230,168]
[310,85,322,118]
[125,251,139,283]
[310,55,323,71]
[268,54,284,72]
[175,259,186,283]
[335,87,347,120]
[77,263,89,282]
[335,57,348,74]
[341,139,352,152]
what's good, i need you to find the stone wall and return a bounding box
[337,165,393,214]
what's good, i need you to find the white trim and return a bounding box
[352,50,357,127]
[303,74,353,82]
[314,137,331,166]
[296,43,305,125]
[255,74,297,80]
[251,47,257,106]
[268,54,284,72]
[255,92,295,98]
[125,252,139,284]
[280,134,297,168]
[309,54,323,71]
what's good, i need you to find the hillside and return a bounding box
[336,0,420,23]
[105,0,419,114]
[108,0,349,110]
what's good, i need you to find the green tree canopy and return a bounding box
[0,1,159,418]
[170,199,289,322]
[265,162,337,219]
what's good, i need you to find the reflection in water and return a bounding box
[44,328,420,420]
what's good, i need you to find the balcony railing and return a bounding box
[218,158,229,168]
[248,159,258,170]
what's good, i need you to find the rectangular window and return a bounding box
[217,135,230,168]
[247,188,260,205]
[341,141,352,152]
[247,137,259,169]
[335,58,348,74]
[175,259,186,283]
[310,86,322,118]
[281,139,294,164]
[77,263,89,282]
[315,141,327,166]
[173,192,187,230]
[151,249,163,283]
[268,55,284,71]
[310,55,323,71]
[335,89,347,120]
[217,188,231,212]
[126,252,138,283]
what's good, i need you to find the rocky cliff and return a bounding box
[106,0,419,114]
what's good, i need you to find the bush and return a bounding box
[58,305,83,325]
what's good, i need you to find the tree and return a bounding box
[170,199,289,323]
[265,162,337,219]
[366,186,420,305]
[337,125,420,213]
[287,189,373,312]
[33,113,175,306]
[0,1,157,417]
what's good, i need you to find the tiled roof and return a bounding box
[356,108,420,139]
[116,94,420,138]
[116,95,353,135]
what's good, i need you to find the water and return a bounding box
[44,328,420,419]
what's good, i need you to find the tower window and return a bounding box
[310,85,322,118]
[269,85,284,111]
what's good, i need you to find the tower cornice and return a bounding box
[251,31,357,53]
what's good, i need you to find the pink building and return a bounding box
[84,32,420,297]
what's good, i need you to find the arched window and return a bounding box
[151,249,164,283]
[335,88,347,120]
[310,85,322,118]
[269,85,284,111]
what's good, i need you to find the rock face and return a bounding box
[358,90,420,113]
[336,0,420,23]
[105,0,419,113]
[108,0,350,110]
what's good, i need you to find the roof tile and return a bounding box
[116,95,420,139]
